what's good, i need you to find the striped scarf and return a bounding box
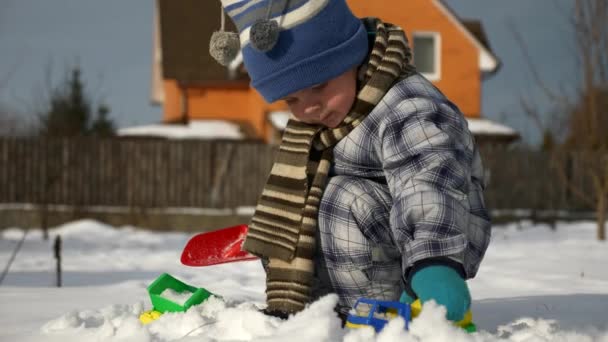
[243,18,416,314]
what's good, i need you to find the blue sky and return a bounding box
[0,0,575,145]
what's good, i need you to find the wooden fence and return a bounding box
[0,138,600,212]
[0,137,275,208]
[480,146,600,212]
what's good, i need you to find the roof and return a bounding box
[434,0,501,74]
[268,111,292,129]
[462,20,491,54]
[117,120,245,140]
[461,20,502,74]
[157,0,247,83]
[466,118,518,137]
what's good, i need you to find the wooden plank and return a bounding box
[0,139,6,202]
[9,138,16,202]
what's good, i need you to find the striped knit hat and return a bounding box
[211,0,369,103]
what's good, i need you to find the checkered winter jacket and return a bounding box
[330,73,492,278]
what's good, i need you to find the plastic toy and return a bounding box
[345,298,411,331]
[139,273,216,325]
[181,225,258,267]
[409,298,476,333]
[345,298,476,333]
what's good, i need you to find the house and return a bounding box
[150,0,518,145]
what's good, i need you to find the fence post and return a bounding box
[210,143,235,207]
[54,235,62,287]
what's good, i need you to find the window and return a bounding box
[413,32,441,81]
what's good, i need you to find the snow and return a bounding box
[160,289,193,306]
[269,111,292,130]
[466,118,517,137]
[1,219,607,341]
[117,120,244,140]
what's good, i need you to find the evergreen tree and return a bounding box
[39,67,116,137]
[90,104,116,137]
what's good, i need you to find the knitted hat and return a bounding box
[210,0,369,103]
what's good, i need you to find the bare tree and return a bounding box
[513,0,608,240]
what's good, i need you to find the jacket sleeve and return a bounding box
[379,95,490,278]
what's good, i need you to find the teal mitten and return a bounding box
[410,265,471,322]
[399,290,416,304]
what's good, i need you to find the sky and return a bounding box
[0,0,575,145]
[1,218,607,341]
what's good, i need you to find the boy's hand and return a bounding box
[410,265,471,322]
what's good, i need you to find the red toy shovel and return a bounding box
[181,224,259,266]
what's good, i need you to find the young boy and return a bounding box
[210,0,491,322]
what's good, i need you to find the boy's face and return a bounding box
[282,68,358,128]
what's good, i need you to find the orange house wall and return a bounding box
[162,0,482,140]
[162,79,181,122]
[348,0,481,117]
[187,87,263,133]
[163,79,277,138]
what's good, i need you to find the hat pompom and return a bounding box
[209,31,240,66]
[250,19,279,52]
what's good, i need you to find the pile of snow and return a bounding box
[160,289,192,306]
[1,219,607,341]
[117,120,244,140]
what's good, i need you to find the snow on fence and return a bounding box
[0,138,598,212]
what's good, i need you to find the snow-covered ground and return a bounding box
[1,219,607,341]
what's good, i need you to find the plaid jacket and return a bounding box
[330,73,492,278]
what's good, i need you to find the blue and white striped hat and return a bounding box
[214,0,369,103]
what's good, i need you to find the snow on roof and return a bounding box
[117,120,244,140]
[466,117,517,136]
[269,111,517,137]
[269,111,292,129]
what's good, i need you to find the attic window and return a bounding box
[413,32,441,81]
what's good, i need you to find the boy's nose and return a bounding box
[304,104,322,116]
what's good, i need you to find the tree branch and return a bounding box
[550,150,596,207]
[508,19,571,108]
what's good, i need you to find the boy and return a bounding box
[210,0,491,322]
